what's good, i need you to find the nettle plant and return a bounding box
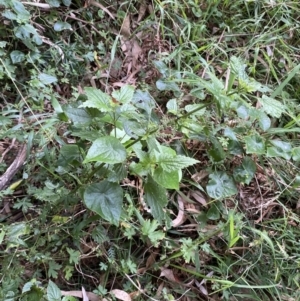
[154,56,300,198]
[57,85,199,225]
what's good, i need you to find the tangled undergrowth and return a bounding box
[1,0,300,300]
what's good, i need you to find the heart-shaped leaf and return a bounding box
[84,136,126,164]
[206,172,237,199]
[84,181,123,226]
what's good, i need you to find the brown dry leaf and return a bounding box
[191,170,209,183]
[111,289,131,301]
[160,268,178,282]
[137,0,147,22]
[190,191,207,207]
[119,15,142,75]
[61,290,100,301]
[171,195,186,227]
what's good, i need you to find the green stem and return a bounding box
[177,101,212,121]
[125,128,158,149]
[86,162,105,182]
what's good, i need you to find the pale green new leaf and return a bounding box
[153,167,179,190]
[47,280,61,301]
[84,181,123,226]
[84,136,126,164]
[112,85,135,104]
[158,154,199,172]
[80,87,112,112]
[259,95,286,118]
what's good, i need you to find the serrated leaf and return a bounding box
[158,154,199,172]
[38,73,57,84]
[112,85,135,104]
[53,21,72,31]
[84,181,123,226]
[10,50,25,64]
[259,95,286,118]
[47,280,61,301]
[144,176,168,224]
[244,134,265,155]
[80,87,112,112]
[132,90,155,115]
[153,167,179,190]
[84,136,126,164]
[206,172,237,199]
[64,105,92,124]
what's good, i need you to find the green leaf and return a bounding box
[156,79,180,92]
[267,140,292,160]
[2,10,18,21]
[292,147,300,161]
[153,60,169,77]
[142,220,165,247]
[157,154,199,172]
[208,138,226,162]
[58,144,83,168]
[10,50,25,63]
[185,104,206,116]
[206,172,237,199]
[7,222,29,247]
[51,96,68,121]
[112,85,135,104]
[62,0,71,5]
[233,157,256,184]
[38,73,57,84]
[153,167,179,190]
[84,136,126,164]
[224,128,237,141]
[144,175,168,224]
[84,181,123,226]
[236,104,249,119]
[244,134,265,155]
[259,95,286,118]
[46,0,61,7]
[47,280,61,301]
[257,111,271,131]
[206,204,220,220]
[66,248,80,264]
[132,90,155,115]
[64,105,92,125]
[166,99,178,115]
[80,87,112,112]
[53,21,73,31]
[48,261,62,279]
